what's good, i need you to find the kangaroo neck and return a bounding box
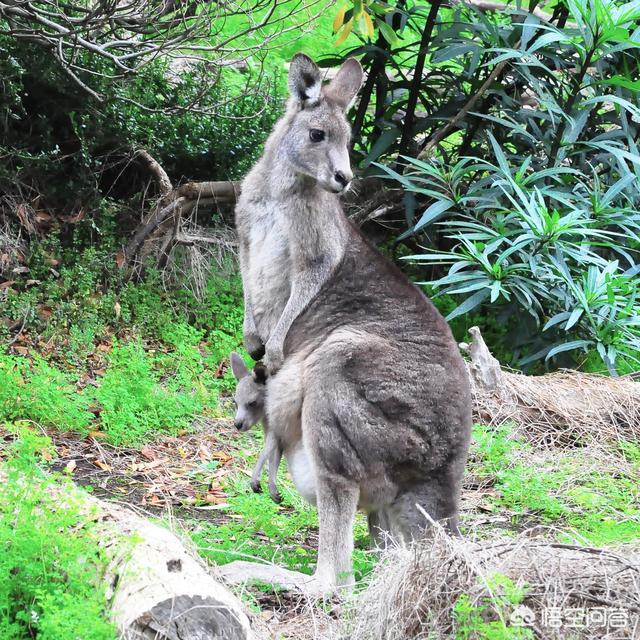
[256,153,350,251]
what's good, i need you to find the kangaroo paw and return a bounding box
[251,481,262,494]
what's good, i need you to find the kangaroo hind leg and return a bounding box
[390,468,464,542]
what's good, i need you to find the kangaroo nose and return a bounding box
[234,419,243,430]
[334,170,351,188]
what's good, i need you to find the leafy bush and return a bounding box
[0,426,116,639]
[0,355,93,432]
[391,151,640,373]
[351,0,640,372]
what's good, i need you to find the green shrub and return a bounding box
[370,0,640,373]
[91,340,202,446]
[0,426,117,639]
[0,355,93,432]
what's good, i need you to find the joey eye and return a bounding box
[309,129,325,143]
[248,401,258,409]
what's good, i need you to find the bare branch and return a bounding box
[0,0,325,103]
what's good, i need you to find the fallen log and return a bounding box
[39,477,258,640]
[461,326,640,446]
[104,501,256,639]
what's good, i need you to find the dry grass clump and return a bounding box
[0,214,26,279]
[478,369,640,447]
[465,327,640,447]
[347,528,640,640]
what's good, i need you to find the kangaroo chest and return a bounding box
[246,205,292,342]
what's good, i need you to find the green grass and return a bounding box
[1,246,245,447]
[454,574,533,640]
[469,424,640,545]
[0,426,118,640]
[189,432,378,582]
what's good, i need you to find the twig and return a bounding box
[417,44,520,160]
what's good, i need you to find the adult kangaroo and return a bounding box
[233,54,472,594]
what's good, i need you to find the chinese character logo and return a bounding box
[510,605,536,627]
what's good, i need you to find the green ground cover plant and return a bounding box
[469,424,640,544]
[189,431,377,582]
[454,573,532,640]
[1,244,244,446]
[0,425,117,640]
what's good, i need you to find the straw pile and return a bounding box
[463,327,640,446]
[347,529,640,640]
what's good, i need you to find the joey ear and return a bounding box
[230,352,249,381]
[324,57,363,110]
[252,363,268,385]
[288,53,322,103]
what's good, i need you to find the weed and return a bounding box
[2,244,246,446]
[91,340,202,446]
[0,424,116,639]
[0,355,93,433]
[469,424,640,544]
[453,573,533,640]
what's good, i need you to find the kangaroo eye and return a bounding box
[248,401,258,409]
[309,129,325,143]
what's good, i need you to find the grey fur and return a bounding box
[235,55,472,593]
[229,353,282,504]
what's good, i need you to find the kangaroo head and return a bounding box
[282,53,363,194]
[230,352,267,431]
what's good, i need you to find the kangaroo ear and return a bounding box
[252,363,268,385]
[230,352,249,381]
[288,53,322,103]
[324,57,363,110]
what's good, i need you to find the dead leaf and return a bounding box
[13,346,28,356]
[194,503,229,510]
[34,211,52,224]
[212,450,232,464]
[41,449,53,461]
[15,204,35,234]
[141,459,163,470]
[94,460,112,471]
[36,304,52,320]
[65,460,77,474]
[140,445,156,460]
[197,444,212,461]
[114,301,121,319]
[115,249,126,269]
[63,208,86,224]
[88,430,108,440]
